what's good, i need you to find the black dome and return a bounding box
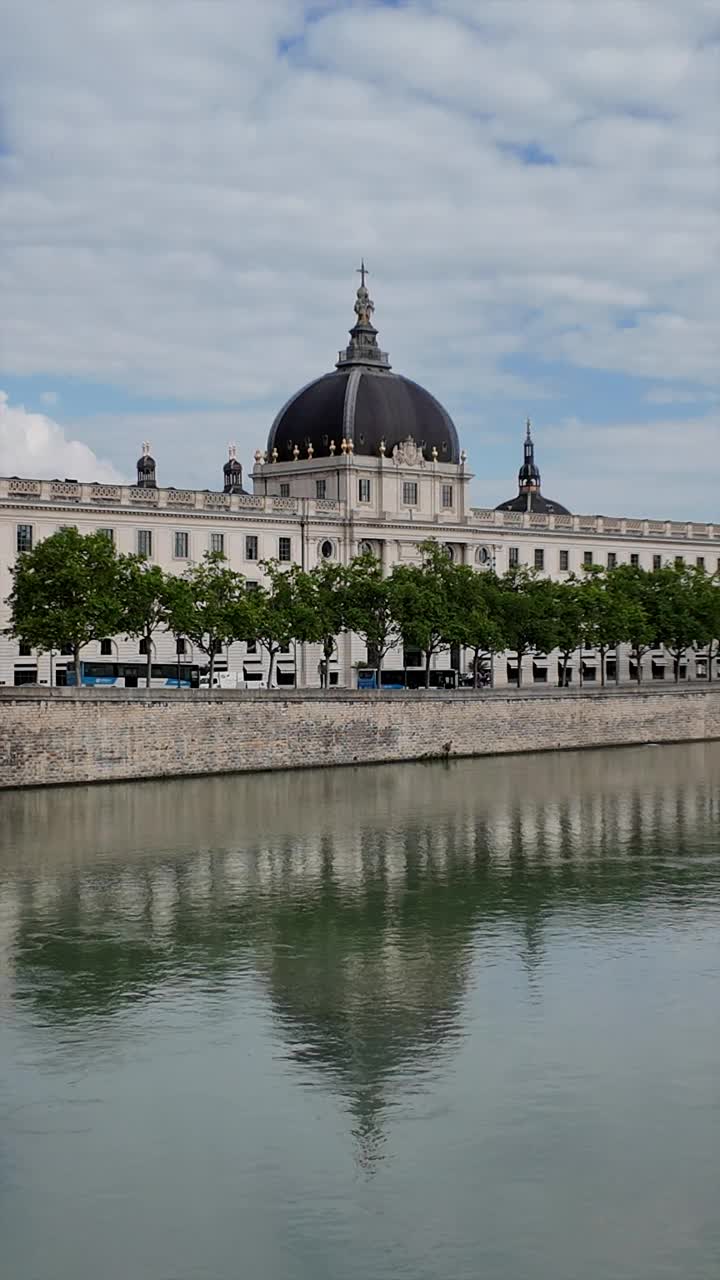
[496,492,570,516]
[268,367,460,462]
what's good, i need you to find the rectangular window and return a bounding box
[559,549,569,572]
[137,529,153,558]
[97,527,115,545]
[18,642,32,657]
[174,531,189,559]
[358,478,371,503]
[403,481,418,506]
[246,640,258,654]
[316,479,327,499]
[441,484,453,509]
[100,639,112,656]
[16,524,33,554]
[210,532,225,555]
[176,637,186,655]
[630,553,640,568]
[509,546,519,568]
[246,581,259,593]
[245,535,258,561]
[534,548,544,571]
[607,552,617,569]
[653,554,662,571]
[674,556,684,567]
[583,550,593,568]
[279,483,290,498]
[139,637,149,656]
[278,536,292,562]
[696,556,705,570]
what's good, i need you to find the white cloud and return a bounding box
[0,393,124,483]
[0,0,717,503]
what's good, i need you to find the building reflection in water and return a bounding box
[1,743,719,1166]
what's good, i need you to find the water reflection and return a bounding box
[2,744,719,1165]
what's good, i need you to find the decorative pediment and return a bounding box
[392,435,425,467]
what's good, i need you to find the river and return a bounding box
[1,743,719,1280]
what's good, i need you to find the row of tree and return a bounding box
[7,528,720,688]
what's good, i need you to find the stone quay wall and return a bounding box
[2,685,720,791]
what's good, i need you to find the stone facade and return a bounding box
[2,686,719,790]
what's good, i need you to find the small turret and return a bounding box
[136,442,157,488]
[223,443,245,494]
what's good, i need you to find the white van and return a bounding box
[199,671,247,691]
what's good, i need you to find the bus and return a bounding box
[64,661,200,688]
[357,668,457,690]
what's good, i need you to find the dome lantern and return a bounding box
[223,443,246,495]
[496,420,570,516]
[136,441,157,489]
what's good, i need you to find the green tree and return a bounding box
[165,552,247,686]
[497,567,557,689]
[344,553,400,689]
[389,541,457,688]
[553,576,586,688]
[580,567,632,687]
[694,569,720,681]
[6,527,124,686]
[303,560,351,690]
[118,560,172,688]
[649,563,709,682]
[245,562,314,689]
[450,566,506,688]
[605,564,654,685]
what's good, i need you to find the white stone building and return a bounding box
[1,276,718,689]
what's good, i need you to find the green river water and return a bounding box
[1,742,719,1280]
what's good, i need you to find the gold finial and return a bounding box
[347,437,354,453]
[254,449,262,463]
[228,442,237,460]
[340,437,348,454]
[271,447,278,462]
[142,440,151,456]
[307,442,314,458]
[292,443,299,460]
[379,439,386,456]
[329,439,336,455]
[460,449,467,464]
[431,445,438,461]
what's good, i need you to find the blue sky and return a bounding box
[1,0,718,517]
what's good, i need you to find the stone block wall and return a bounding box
[1,686,720,791]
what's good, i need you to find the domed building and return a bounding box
[496,420,570,516]
[266,263,460,464]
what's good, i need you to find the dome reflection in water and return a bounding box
[1,744,719,1280]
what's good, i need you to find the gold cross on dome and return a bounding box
[357,259,369,288]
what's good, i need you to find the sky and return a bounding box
[1,0,718,518]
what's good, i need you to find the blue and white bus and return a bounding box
[64,661,200,688]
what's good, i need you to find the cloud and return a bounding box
[0,392,124,483]
[0,0,717,509]
[39,389,59,406]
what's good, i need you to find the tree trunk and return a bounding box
[324,638,333,691]
[516,650,522,688]
[74,645,82,687]
[473,647,480,689]
[375,658,382,691]
[674,652,681,683]
[209,644,216,687]
[579,649,584,687]
[635,648,642,684]
[709,643,715,681]
[615,648,621,686]
[146,627,152,688]
[599,646,606,687]
[176,644,182,690]
[489,650,495,690]
[267,647,276,690]
[424,649,432,689]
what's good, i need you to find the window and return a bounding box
[278,536,292,562]
[245,535,258,561]
[534,548,544,571]
[14,668,38,686]
[280,483,290,498]
[97,527,115,544]
[509,546,519,568]
[607,552,617,569]
[16,524,33,554]
[137,529,153,558]
[441,484,453,509]
[210,533,225,555]
[246,640,258,654]
[697,556,705,570]
[320,539,334,560]
[176,638,187,655]
[358,540,374,557]
[246,581,260,593]
[61,642,73,655]
[174,531,189,559]
[403,481,418,505]
[674,556,684,567]
[316,479,327,499]
[653,554,662,571]
[358,478,371,503]
[139,637,149,656]
[100,639,113,656]
[559,549,569,572]
[476,546,491,566]
[630,553,640,568]
[583,550,593,568]
[18,642,32,657]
